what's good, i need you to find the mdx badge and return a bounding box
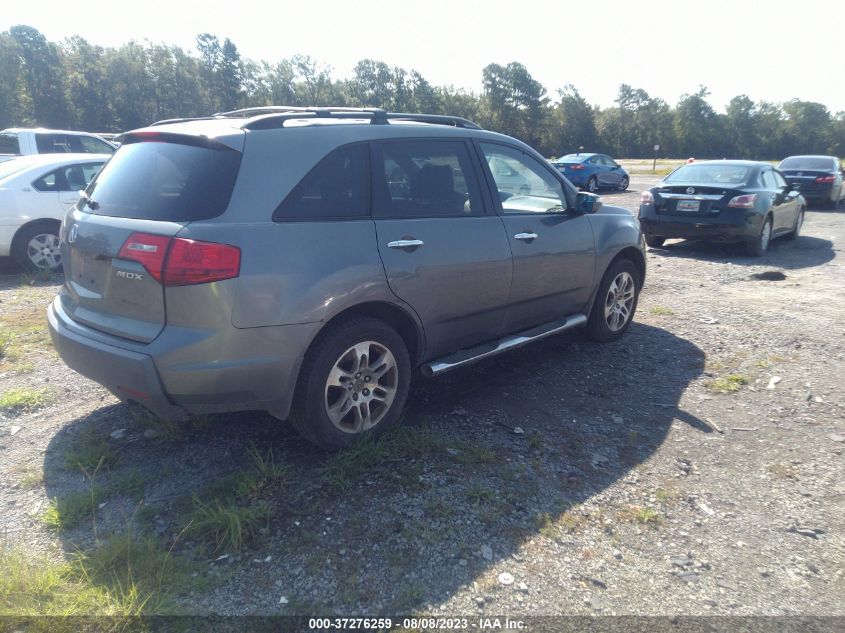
[116,270,144,280]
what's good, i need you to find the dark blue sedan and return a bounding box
[552,153,629,193]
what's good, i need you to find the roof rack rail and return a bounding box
[150,116,219,127]
[238,107,482,131]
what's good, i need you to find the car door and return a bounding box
[604,155,623,187]
[771,169,799,233]
[761,169,788,233]
[587,155,605,187]
[373,139,513,358]
[477,141,596,333]
[28,168,62,217]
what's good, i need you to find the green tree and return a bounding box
[9,25,68,127]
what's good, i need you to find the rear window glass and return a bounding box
[86,141,241,221]
[665,164,751,185]
[778,157,836,171]
[557,154,589,162]
[0,133,20,154]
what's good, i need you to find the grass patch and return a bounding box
[0,388,50,413]
[649,306,676,316]
[42,488,103,531]
[187,497,269,553]
[706,374,749,393]
[64,428,118,472]
[323,436,392,491]
[619,505,662,527]
[452,443,497,466]
[18,466,45,490]
[465,483,495,506]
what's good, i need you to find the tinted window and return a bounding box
[0,133,20,154]
[35,134,74,153]
[32,170,60,192]
[373,141,481,218]
[761,171,776,189]
[778,157,836,171]
[480,143,567,214]
[86,140,241,221]
[79,136,115,154]
[771,171,787,188]
[275,144,369,220]
[665,164,751,185]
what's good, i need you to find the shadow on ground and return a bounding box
[43,322,705,614]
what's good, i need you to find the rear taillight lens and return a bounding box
[640,190,655,204]
[815,175,835,183]
[118,232,171,283]
[118,233,240,286]
[727,194,758,208]
[569,164,585,171]
[163,238,240,286]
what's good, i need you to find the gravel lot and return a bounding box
[1,174,843,621]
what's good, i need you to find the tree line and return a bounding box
[2,25,843,159]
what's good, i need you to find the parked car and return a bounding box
[47,107,645,451]
[777,155,844,209]
[0,128,115,164]
[638,160,805,256]
[0,154,108,271]
[551,153,629,193]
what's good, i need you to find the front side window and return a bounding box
[373,141,481,218]
[771,171,787,189]
[275,144,369,220]
[480,143,567,214]
[761,170,776,189]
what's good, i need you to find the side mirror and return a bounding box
[574,191,602,214]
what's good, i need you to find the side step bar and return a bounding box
[420,314,587,377]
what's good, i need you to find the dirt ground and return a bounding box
[0,175,843,621]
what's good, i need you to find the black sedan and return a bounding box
[777,155,844,209]
[638,160,805,256]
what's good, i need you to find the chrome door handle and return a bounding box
[514,232,538,241]
[387,239,424,249]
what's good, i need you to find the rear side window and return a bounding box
[79,136,115,154]
[32,163,103,193]
[373,140,482,218]
[0,133,20,154]
[35,134,74,153]
[274,144,369,221]
[86,141,241,221]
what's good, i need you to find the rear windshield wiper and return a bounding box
[78,190,99,211]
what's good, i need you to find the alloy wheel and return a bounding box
[604,271,635,332]
[324,341,398,433]
[26,233,62,270]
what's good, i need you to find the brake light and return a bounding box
[727,194,758,208]
[815,175,835,183]
[640,190,655,204]
[569,164,585,171]
[118,233,240,286]
[163,238,240,286]
[118,233,171,282]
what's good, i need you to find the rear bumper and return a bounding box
[48,298,189,420]
[638,206,759,242]
[48,296,318,421]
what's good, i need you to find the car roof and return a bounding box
[0,128,109,137]
[557,153,596,160]
[688,160,769,168]
[779,155,837,160]
[0,153,110,170]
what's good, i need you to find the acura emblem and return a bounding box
[686,187,695,195]
[68,224,78,243]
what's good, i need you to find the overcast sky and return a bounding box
[3,0,843,113]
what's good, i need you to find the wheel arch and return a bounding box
[10,217,61,254]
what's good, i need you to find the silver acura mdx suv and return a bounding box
[48,107,646,450]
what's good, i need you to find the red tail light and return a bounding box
[163,238,241,286]
[118,233,171,283]
[118,233,240,286]
[640,190,655,204]
[815,175,835,183]
[727,194,758,208]
[569,164,585,171]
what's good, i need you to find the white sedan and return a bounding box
[0,154,108,271]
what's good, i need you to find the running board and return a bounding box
[420,314,588,377]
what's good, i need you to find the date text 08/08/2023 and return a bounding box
[308,617,527,630]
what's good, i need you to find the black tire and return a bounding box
[785,208,804,240]
[12,221,62,272]
[289,317,411,451]
[745,216,772,257]
[618,176,629,191]
[587,177,598,193]
[584,258,641,342]
[644,236,665,248]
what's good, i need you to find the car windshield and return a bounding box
[778,157,836,171]
[664,164,752,185]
